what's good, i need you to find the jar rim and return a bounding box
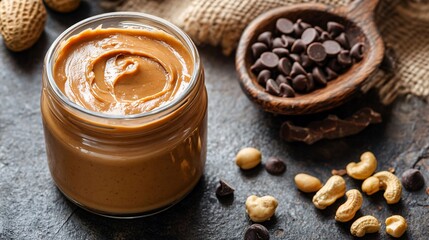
[44,12,201,120]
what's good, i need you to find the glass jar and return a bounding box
[41,12,207,218]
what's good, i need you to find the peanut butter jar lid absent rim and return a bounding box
[44,12,201,120]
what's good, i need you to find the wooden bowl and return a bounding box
[235,0,384,115]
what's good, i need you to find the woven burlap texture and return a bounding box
[103,0,429,104]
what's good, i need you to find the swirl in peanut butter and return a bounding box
[53,28,193,115]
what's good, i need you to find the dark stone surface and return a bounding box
[0,1,428,239]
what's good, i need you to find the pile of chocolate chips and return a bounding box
[250,18,365,98]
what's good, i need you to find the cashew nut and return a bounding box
[346,151,377,180]
[335,189,363,222]
[350,215,381,237]
[386,215,407,238]
[235,147,261,170]
[361,171,402,204]
[294,173,323,193]
[312,175,346,209]
[245,195,278,222]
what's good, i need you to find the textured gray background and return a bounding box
[0,1,428,239]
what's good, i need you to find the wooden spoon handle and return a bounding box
[347,0,380,21]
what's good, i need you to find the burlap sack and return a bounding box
[101,0,429,104]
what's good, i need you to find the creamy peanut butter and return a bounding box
[42,21,207,216]
[53,27,193,115]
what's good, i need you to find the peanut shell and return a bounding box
[0,0,46,52]
[44,0,80,13]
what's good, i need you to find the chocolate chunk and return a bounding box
[257,31,272,47]
[319,31,331,42]
[272,37,287,49]
[289,53,301,63]
[337,50,352,67]
[335,33,349,49]
[260,52,279,68]
[276,74,288,85]
[278,57,292,75]
[279,83,295,97]
[350,43,365,61]
[292,74,308,92]
[307,42,327,62]
[323,40,342,56]
[276,18,294,34]
[290,62,306,77]
[272,48,289,58]
[265,157,286,175]
[216,179,235,197]
[401,169,425,191]
[291,39,306,53]
[257,70,271,85]
[250,59,264,74]
[282,35,296,47]
[301,28,318,45]
[312,67,327,86]
[251,42,268,58]
[266,79,280,95]
[244,224,269,240]
[325,67,338,80]
[327,21,345,37]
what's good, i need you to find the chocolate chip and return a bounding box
[257,70,271,85]
[293,22,304,37]
[278,57,292,75]
[307,42,327,62]
[276,18,294,34]
[292,74,308,92]
[289,53,301,63]
[335,33,349,49]
[301,28,318,45]
[323,40,342,56]
[279,83,295,97]
[282,35,295,47]
[314,26,324,34]
[257,31,272,47]
[260,52,279,68]
[301,21,312,30]
[327,58,343,73]
[276,74,288,85]
[216,179,235,197]
[312,67,327,86]
[265,157,286,175]
[325,67,338,80]
[290,62,306,77]
[266,79,280,95]
[250,59,264,74]
[252,42,268,58]
[306,73,315,91]
[272,48,289,58]
[319,31,331,41]
[350,42,365,61]
[272,37,287,49]
[337,50,352,67]
[291,39,306,53]
[327,21,345,37]
[244,224,269,240]
[401,169,425,191]
[301,54,313,69]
